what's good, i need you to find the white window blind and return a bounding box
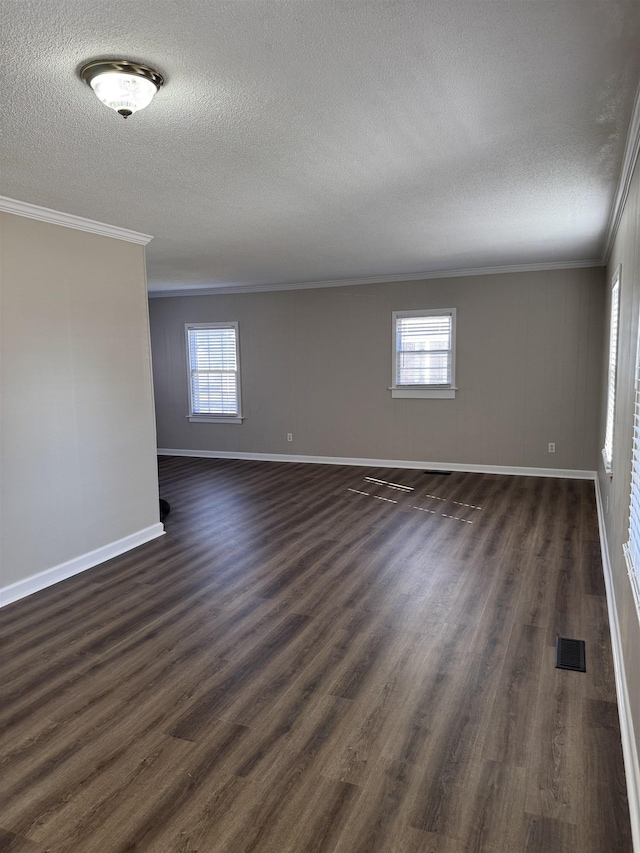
[602,267,620,473]
[623,317,640,623]
[391,309,456,398]
[186,323,242,421]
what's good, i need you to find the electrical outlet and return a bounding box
[287,433,293,442]
[548,442,556,453]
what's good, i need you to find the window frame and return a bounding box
[185,322,244,424]
[391,308,457,399]
[602,265,621,474]
[623,302,640,623]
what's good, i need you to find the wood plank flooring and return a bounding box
[0,456,633,852]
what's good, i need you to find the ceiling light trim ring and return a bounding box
[81,60,164,90]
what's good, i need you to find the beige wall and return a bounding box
[0,213,160,590]
[598,155,640,770]
[149,267,604,471]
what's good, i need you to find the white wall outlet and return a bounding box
[548,442,556,453]
[287,433,293,442]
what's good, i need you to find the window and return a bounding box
[186,322,243,423]
[602,266,621,473]
[623,310,640,621]
[391,309,456,398]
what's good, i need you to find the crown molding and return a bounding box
[0,196,153,245]
[148,258,603,297]
[601,79,640,265]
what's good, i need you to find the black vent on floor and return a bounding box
[555,637,586,672]
[423,470,452,475]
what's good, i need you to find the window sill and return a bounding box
[390,387,456,399]
[601,447,613,477]
[188,416,244,424]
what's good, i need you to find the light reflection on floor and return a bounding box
[363,476,414,492]
[347,487,400,504]
[346,475,483,524]
[425,493,482,511]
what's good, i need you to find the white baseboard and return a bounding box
[157,448,596,480]
[594,479,640,852]
[0,523,165,608]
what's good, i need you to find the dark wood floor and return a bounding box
[0,457,632,852]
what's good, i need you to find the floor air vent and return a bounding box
[423,470,452,475]
[555,637,586,672]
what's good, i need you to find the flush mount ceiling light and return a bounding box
[80,60,164,119]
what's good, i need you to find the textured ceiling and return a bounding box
[2,1,640,293]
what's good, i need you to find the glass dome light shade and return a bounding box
[81,60,164,118]
[89,72,158,116]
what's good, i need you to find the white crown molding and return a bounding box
[157,448,597,480]
[594,479,640,852]
[0,523,164,608]
[0,196,153,245]
[602,79,640,266]
[148,258,603,298]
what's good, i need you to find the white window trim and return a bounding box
[623,300,640,624]
[187,416,244,424]
[602,265,621,475]
[390,308,457,399]
[622,547,640,626]
[185,322,244,424]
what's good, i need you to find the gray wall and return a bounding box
[598,154,640,771]
[0,213,161,590]
[149,267,604,471]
